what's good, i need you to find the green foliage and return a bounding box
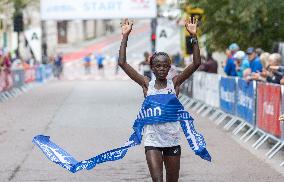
[189,0,284,52]
[12,0,33,14]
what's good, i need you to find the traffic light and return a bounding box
[13,13,24,32]
[151,32,156,53]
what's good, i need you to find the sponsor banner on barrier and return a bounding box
[204,73,220,107]
[12,69,25,88]
[257,82,281,137]
[35,66,45,82]
[193,72,207,102]
[45,64,54,79]
[25,67,36,83]
[220,77,236,115]
[236,79,256,126]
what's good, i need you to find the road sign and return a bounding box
[155,19,181,54]
[24,28,42,63]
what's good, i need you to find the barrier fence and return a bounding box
[0,64,54,100]
[179,71,284,167]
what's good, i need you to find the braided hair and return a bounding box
[149,52,171,66]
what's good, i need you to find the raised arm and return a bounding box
[173,17,201,87]
[118,19,148,88]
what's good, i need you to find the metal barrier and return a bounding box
[0,64,54,103]
[179,71,284,167]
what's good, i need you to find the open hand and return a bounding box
[185,17,198,36]
[120,19,133,37]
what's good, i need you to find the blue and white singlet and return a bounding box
[143,79,181,147]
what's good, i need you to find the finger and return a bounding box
[125,18,129,25]
[195,17,199,25]
[188,17,192,24]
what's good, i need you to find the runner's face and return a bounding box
[151,55,171,79]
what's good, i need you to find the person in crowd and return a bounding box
[0,50,3,72]
[246,47,263,73]
[234,50,250,77]
[255,48,264,57]
[259,52,270,70]
[250,53,283,84]
[138,51,151,79]
[95,51,105,76]
[83,53,92,75]
[173,52,182,66]
[199,52,218,74]
[53,53,63,79]
[224,43,239,76]
[0,51,12,90]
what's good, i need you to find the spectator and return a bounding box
[266,53,283,84]
[255,48,264,57]
[53,53,63,79]
[246,47,263,73]
[83,53,92,75]
[259,52,270,70]
[138,51,151,79]
[0,50,3,71]
[95,51,105,76]
[224,43,239,76]
[252,53,282,84]
[0,51,12,90]
[234,51,250,77]
[268,65,284,85]
[199,52,218,73]
[1,52,12,74]
[173,52,182,66]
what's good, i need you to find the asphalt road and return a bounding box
[0,79,283,182]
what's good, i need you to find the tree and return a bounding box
[189,0,284,52]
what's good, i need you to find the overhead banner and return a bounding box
[40,0,157,20]
[257,83,281,138]
[236,79,256,126]
[220,77,236,115]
